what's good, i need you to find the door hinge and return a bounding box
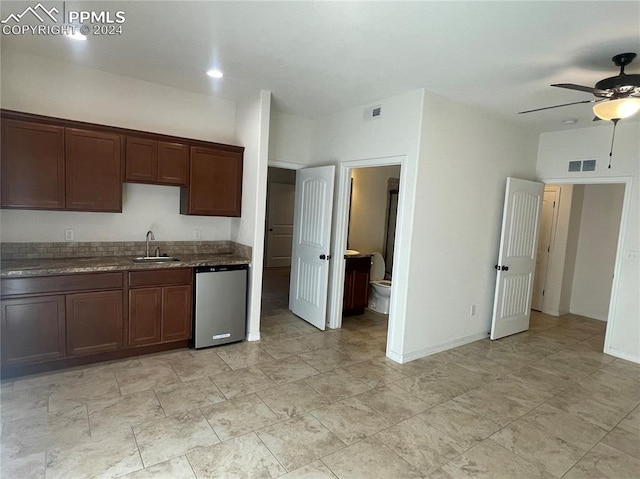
[547,245,550,253]
[553,201,556,208]
[542,289,545,296]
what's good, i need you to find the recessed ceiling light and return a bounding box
[66,31,87,41]
[206,69,223,79]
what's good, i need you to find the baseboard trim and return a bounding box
[385,331,488,364]
[569,309,608,322]
[603,347,640,365]
[247,332,261,341]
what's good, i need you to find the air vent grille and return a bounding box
[568,161,582,172]
[363,105,382,121]
[568,158,597,172]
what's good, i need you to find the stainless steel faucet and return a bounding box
[146,230,155,257]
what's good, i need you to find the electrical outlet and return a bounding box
[194,229,202,240]
[64,229,74,241]
[470,304,476,316]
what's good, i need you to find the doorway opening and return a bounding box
[328,155,409,363]
[533,183,625,322]
[343,165,401,320]
[535,176,632,356]
[261,166,296,317]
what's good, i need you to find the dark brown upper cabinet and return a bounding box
[65,128,122,212]
[1,110,243,216]
[1,119,65,210]
[180,146,243,216]
[125,137,188,186]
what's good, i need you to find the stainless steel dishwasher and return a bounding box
[193,264,248,349]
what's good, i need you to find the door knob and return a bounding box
[494,264,500,270]
[319,254,326,260]
[501,265,509,271]
[269,228,273,231]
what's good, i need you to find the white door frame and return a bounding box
[538,175,633,357]
[329,155,409,359]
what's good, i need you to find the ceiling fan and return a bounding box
[519,52,640,121]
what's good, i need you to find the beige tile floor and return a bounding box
[1,307,639,478]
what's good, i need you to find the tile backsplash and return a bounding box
[1,241,252,260]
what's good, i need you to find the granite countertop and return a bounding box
[0,253,251,278]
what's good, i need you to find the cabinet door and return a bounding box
[343,270,355,311]
[66,290,123,356]
[181,147,242,216]
[65,128,122,212]
[352,270,370,310]
[1,119,65,209]
[125,136,157,183]
[157,142,188,186]
[129,288,162,346]
[162,285,192,342]
[1,295,66,366]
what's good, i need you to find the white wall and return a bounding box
[232,91,272,341]
[0,49,238,242]
[404,91,539,359]
[268,110,312,166]
[537,122,640,363]
[1,184,231,242]
[560,185,584,315]
[570,184,625,321]
[349,166,401,254]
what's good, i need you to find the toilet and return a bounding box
[368,252,392,314]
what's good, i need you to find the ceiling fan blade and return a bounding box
[552,83,609,95]
[518,99,596,114]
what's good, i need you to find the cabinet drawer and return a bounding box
[1,272,124,297]
[128,268,192,288]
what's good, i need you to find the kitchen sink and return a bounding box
[130,256,181,264]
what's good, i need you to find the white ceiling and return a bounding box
[2,1,640,132]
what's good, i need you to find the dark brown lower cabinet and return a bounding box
[162,285,192,342]
[1,295,66,366]
[343,256,371,315]
[0,269,193,377]
[128,269,192,347]
[129,288,162,346]
[66,291,124,356]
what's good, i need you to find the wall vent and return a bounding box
[568,160,582,172]
[363,105,382,121]
[582,159,596,171]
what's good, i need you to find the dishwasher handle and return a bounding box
[195,264,249,274]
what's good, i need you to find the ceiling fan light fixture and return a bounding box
[593,98,640,121]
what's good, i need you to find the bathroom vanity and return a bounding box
[343,255,372,315]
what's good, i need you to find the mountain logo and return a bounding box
[1,3,59,24]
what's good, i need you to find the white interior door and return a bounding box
[289,165,335,330]
[490,177,544,340]
[265,182,295,267]
[531,186,559,311]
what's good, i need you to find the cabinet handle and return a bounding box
[501,265,509,271]
[319,254,326,260]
